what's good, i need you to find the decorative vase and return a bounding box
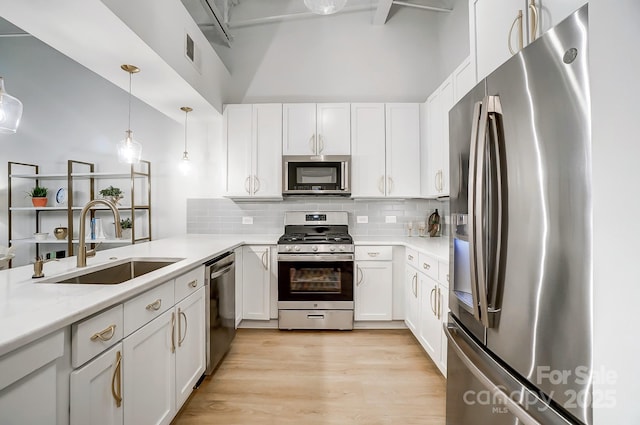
[53,227,68,240]
[31,197,47,207]
[121,228,132,240]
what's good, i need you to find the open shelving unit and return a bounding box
[7,159,152,267]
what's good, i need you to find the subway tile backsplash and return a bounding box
[187,198,450,236]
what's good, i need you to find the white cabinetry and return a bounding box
[384,103,421,198]
[224,104,283,198]
[0,329,69,425]
[242,245,272,321]
[283,103,350,155]
[452,56,476,104]
[351,103,387,197]
[470,0,585,82]
[354,246,393,321]
[423,79,454,198]
[405,249,449,375]
[175,288,206,409]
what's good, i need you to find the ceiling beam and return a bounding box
[373,0,393,25]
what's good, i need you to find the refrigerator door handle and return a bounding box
[444,324,543,425]
[467,100,483,323]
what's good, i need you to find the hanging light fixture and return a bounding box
[117,64,142,164]
[179,106,193,175]
[0,77,23,134]
[304,0,347,15]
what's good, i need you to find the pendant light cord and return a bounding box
[127,71,132,134]
[184,110,188,153]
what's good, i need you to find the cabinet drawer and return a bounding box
[355,246,392,261]
[72,304,123,368]
[124,280,174,336]
[405,248,419,269]
[175,265,204,302]
[439,261,450,288]
[418,252,439,280]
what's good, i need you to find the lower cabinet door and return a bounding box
[175,287,206,409]
[418,274,441,363]
[242,246,271,320]
[404,267,420,333]
[123,309,176,425]
[70,343,124,425]
[355,261,392,320]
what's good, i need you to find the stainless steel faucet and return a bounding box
[78,199,122,267]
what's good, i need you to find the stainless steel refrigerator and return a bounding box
[446,5,592,425]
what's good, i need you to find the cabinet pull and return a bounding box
[408,254,414,261]
[244,176,251,194]
[111,350,122,408]
[254,175,261,194]
[378,176,385,194]
[356,266,363,286]
[178,308,188,347]
[309,134,316,154]
[529,0,538,42]
[423,262,431,270]
[318,134,324,153]
[146,299,162,311]
[388,176,394,194]
[446,274,450,283]
[261,249,269,270]
[90,324,116,342]
[367,252,380,257]
[171,312,176,353]
[508,9,524,55]
[430,286,437,315]
[412,273,418,298]
[437,287,442,320]
[188,279,198,288]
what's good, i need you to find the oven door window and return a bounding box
[278,259,353,301]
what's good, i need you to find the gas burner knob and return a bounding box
[339,245,345,251]
[286,246,293,252]
[312,246,319,252]
[294,246,301,252]
[329,246,336,252]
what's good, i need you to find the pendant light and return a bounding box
[117,65,142,164]
[304,0,347,15]
[0,77,23,134]
[179,106,193,175]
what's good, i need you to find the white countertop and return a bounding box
[0,233,448,358]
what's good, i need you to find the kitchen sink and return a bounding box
[39,257,184,285]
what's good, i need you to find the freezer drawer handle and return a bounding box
[307,314,325,319]
[444,325,542,425]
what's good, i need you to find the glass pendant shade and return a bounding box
[0,77,23,134]
[304,0,347,15]
[117,130,143,164]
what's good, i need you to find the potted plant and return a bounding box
[99,185,124,205]
[27,185,48,207]
[119,218,132,239]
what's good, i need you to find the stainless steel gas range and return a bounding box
[277,211,354,330]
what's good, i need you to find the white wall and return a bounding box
[590,1,640,423]
[434,0,470,82]
[0,35,218,266]
[220,6,443,103]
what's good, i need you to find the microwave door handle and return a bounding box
[468,100,483,324]
[341,161,346,190]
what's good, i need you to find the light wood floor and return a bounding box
[173,329,446,425]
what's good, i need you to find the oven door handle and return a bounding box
[277,254,354,262]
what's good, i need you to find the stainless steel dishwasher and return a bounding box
[204,251,235,374]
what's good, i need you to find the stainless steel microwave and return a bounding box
[282,155,351,196]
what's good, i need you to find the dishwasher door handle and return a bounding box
[210,264,234,279]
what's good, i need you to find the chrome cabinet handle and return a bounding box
[90,324,116,342]
[111,350,122,408]
[171,311,176,353]
[423,262,431,270]
[244,176,251,194]
[178,308,188,347]
[309,134,316,154]
[254,175,261,194]
[188,279,198,288]
[367,252,379,257]
[356,265,363,286]
[261,249,269,270]
[529,0,538,42]
[318,134,324,153]
[378,176,385,194]
[146,299,162,311]
[430,286,437,315]
[508,10,524,55]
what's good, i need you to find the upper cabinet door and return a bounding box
[253,104,283,197]
[316,103,351,155]
[536,0,587,34]
[452,57,476,104]
[385,103,421,198]
[224,105,253,196]
[472,0,528,81]
[282,104,317,155]
[351,103,386,198]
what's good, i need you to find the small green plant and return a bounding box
[99,186,123,198]
[27,185,48,198]
[119,218,132,229]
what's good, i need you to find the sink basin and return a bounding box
[40,257,184,285]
